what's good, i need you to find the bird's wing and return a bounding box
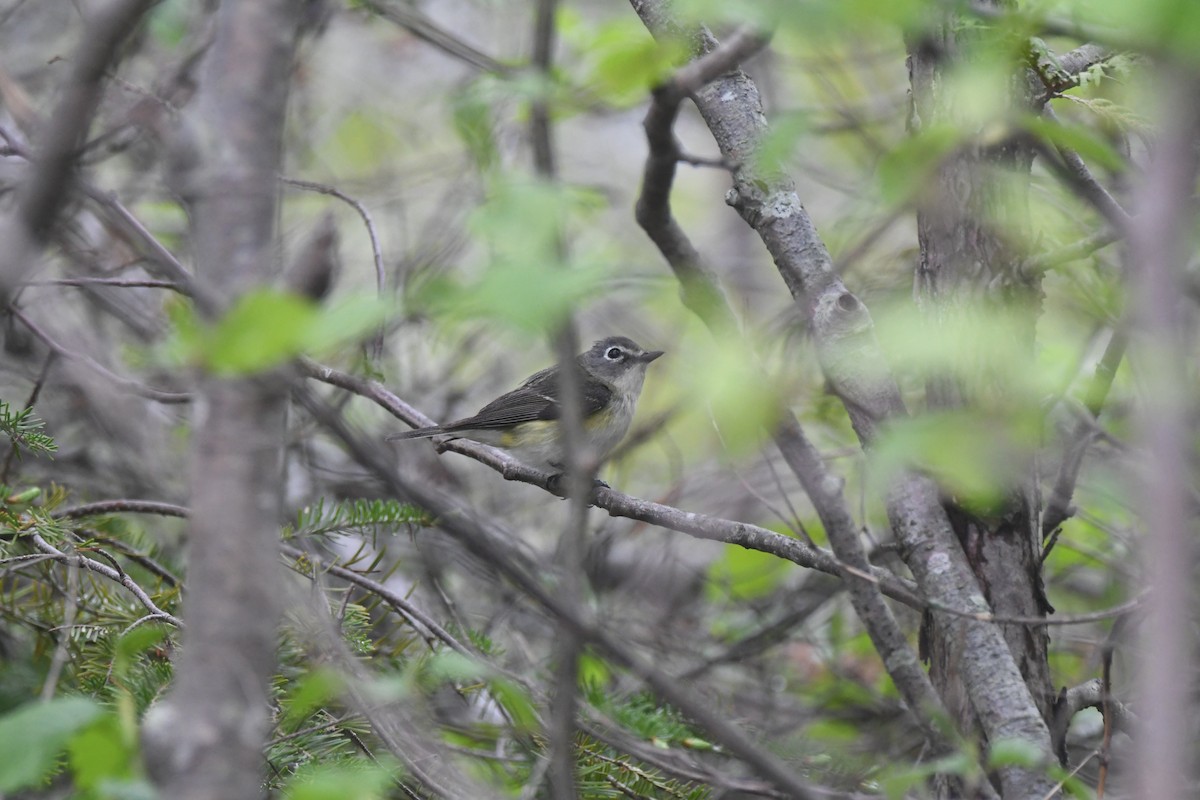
[444,364,612,431]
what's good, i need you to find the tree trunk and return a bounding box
[906,10,1056,789]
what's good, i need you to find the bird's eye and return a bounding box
[605,346,623,360]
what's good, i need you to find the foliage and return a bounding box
[0,399,56,459]
[0,0,1177,797]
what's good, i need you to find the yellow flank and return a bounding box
[498,420,557,448]
[496,407,615,449]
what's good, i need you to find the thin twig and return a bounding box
[28,530,181,627]
[299,357,922,607]
[40,551,80,700]
[279,177,385,296]
[53,499,189,520]
[1,351,55,484]
[281,543,475,658]
[9,306,191,404]
[281,176,386,359]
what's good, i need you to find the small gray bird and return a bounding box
[388,336,663,470]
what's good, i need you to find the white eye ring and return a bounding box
[605,347,623,360]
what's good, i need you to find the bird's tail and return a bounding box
[385,427,443,441]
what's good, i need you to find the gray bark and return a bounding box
[141,2,300,798]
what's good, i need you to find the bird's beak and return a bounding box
[640,350,664,363]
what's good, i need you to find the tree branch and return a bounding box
[28,530,181,628]
[299,357,921,607]
[0,0,158,301]
[632,6,973,771]
[294,385,825,799]
[629,4,1059,793]
[140,2,301,797]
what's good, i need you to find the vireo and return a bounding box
[388,336,663,470]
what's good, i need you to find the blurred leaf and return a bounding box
[114,626,169,679]
[421,651,480,685]
[301,295,396,355]
[871,411,1039,513]
[678,337,780,453]
[282,668,345,731]
[413,178,607,332]
[206,290,316,375]
[874,302,1061,406]
[1022,115,1125,172]
[880,749,977,800]
[68,713,137,791]
[577,652,611,690]
[986,737,1044,768]
[707,544,789,601]
[451,82,499,171]
[1072,0,1200,60]
[283,761,398,800]
[676,0,926,34]
[323,110,405,175]
[146,0,190,47]
[0,696,102,791]
[166,291,394,375]
[754,111,811,175]
[491,678,538,732]
[559,12,687,107]
[878,125,962,205]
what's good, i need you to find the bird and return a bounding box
[387,336,663,472]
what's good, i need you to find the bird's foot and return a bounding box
[546,473,608,498]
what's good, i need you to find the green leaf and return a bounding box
[878,125,962,205]
[0,696,103,791]
[412,178,607,332]
[323,110,405,175]
[206,289,316,374]
[870,411,1038,513]
[146,0,190,48]
[165,290,395,376]
[451,83,499,171]
[68,713,137,790]
[283,761,398,800]
[577,652,611,690]
[754,111,811,175]
[1079,0,1200,60]
[559,12,687,107]
[707,543,789,601]
[491,678,538,732]
[301,295,396,355]
[1022,115,1125,172]
[678,336,779,453]
[114,626,169,672]
[987,737,1044,768]
[282,668,345,731]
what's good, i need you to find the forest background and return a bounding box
[0,0,1195,798]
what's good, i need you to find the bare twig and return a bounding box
[294,385,825,800]
[299,357,921,606]
[281,543,475,658]
[0,0,159,299]
[54,499,190,520]
[1041,330,1127,538]
[9,306,191,404]
[279,177,384,297]
[28,530,181,627]
[40,551,80,700]
[357,0,510,75]
[632,11,963,768]
[30,277,184,291]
